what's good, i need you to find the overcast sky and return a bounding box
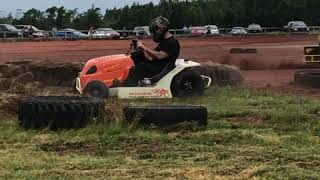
[0,0,160,16]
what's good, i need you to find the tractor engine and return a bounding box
[79,54,134,90]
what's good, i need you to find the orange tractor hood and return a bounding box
[80,54,134,89]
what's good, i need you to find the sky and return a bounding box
[0,0,160,17]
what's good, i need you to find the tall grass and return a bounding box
[1,87,320,179]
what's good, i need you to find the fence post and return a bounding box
[4,31,6,39]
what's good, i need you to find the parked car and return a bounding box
[247,24,262,33]
[56,28,89,38]
[204,25,219,34]
[93,28,120,39]
[230,27,247,35]
[133,26,151,36]
[0,24,22,38]
[284,21,309,32]
[191,26,207,35]
[15,25,49,37]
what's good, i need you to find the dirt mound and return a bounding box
[29,61,82,86]
[0,61,82,93]
[0,94,20,114]
[196,62,244,86]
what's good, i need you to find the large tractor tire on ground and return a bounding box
[123,105,207,127]
[18,96,105,130]
[294,69,320,88]
[171,69,205,97]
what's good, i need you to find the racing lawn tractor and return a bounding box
[75,40,212,99]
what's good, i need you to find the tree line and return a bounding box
[0,0,319,30]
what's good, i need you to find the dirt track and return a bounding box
[1,35,318,68]
[1,35,320,98]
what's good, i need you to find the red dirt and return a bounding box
[243,69,320,99]
[1,35,320,98]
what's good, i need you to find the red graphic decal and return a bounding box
[152,88,169,97]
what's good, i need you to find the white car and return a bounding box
[247,24,263,33]
[230,27,247,35]
[133,26,151,36]
[15,25,49,37]
[204,25,219,34]
[92,28,120,39]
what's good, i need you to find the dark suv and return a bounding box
[284,21,309,32]
[0,24,22,38]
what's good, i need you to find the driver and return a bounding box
[127,16,180,86]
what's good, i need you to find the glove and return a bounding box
[139,78,152,86]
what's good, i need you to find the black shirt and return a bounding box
[153,36,180,67]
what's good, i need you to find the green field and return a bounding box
[1,87,320,179]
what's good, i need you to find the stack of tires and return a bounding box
[18,96,105,130]
[294,69,320,88]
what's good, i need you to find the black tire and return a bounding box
[83,81,109,99]
[123,105,207,126]
[294,69,320,88]
[171,69,205,97]
[18,96,105,130]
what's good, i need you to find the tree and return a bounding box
[74,4,103,29]
[6,0,320,30]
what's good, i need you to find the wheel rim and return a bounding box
[89,88,102,98]
[183,80,193,91]
[180,77,197,95]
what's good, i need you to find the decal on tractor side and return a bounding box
[153,88,169,97]
[128,88,169,98]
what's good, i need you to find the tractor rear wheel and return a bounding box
[171,69,205,97]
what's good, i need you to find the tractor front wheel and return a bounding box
[83,81,109,99]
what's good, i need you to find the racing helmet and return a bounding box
[149,16,170,42]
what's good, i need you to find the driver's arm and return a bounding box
[138,41,168,61]
[143,50,153,61]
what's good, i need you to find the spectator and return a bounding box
[88,26,95,39]
[23,27,29,38]
[122,27,128,39]
[52,27,57,38]
[183,25,188,34]
[188,25,193,34]
[206,26,211,34]
[28,26,34,37]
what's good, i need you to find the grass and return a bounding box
[1,87,320,179]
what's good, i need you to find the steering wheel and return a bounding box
[129,39,145,64]
[131,39,138,51]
